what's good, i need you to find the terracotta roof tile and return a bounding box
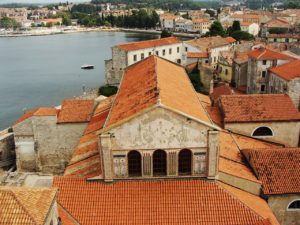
[0,187,57,225]
[84,110,109,135]
[226,36,236,43]
[186,36,234,50]
[210,84,243,102]
[53,177,272,225]
[248,48,295,60]
[206,105,223,127]
[105,56,212,128]
[14,108,38,125]
[58,205,79,225]
[57,99,94,123]
[117,37,181,51]
[242,148,300,195]
[34,107,58,116]
[220,94,300,123]
[219,183,279,225]
[269,59,300,81]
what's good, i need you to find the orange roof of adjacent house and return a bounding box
[116,37,181,51]
[218,130,279,184]
[57,99,94,123]
[210,83,244,103]
[0,187,57,225]
[186,36,234,50]
[104,56,212,129]
[187,51,209,58]
[58,205,79,225]
[226,36,236,43]
[269,59,300,81]
[242,148,300,195]
[248,48,295,60]
[14,108,39,125]
[219,94,300,123]
[14,107,58,125]
[53,177,276,225]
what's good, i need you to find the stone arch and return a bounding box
[128,150,142,177]
[153,150,167,176]
[178,149,192,175]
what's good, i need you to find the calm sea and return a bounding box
[0,31,159,130]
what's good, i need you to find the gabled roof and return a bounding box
[248,48,295,60]
[185,36,234,51]
[242,148,300,195]
[219,94,300,123]
[53,177,277,225]
[116,37,181,51]
[0,187,57,225]
[104,56,214,130]
[57,99,94,123]
[269,59,300,81]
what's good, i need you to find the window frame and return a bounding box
[152,149,167,176]
[133,54,137,62]
[178,149,192,176]
[127,150,142,177]
[252,126,273,137]
[287,199,300,211]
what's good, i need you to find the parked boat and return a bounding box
[81,64,94,70]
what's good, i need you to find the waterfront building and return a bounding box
[105,37,184,85]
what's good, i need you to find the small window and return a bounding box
[252,127,273,137]
[205,60,209,63]
[149,52,152,56]
[178,149,192,175]
[274,38,277,42]
[185,47,188,52]
[163,49,166,56]
[141,53,144,60]
[262,60,267,65]
[262,71,266,78]
[133,54,137,62]
[169,48,172,54]
[128,150,142,177]
[155,51,159,56]
[214,57,216,63]
[177,47,180,53]
[286,38,289,43]
[288,200,300,210]
[261,84,266,92]
[153,150,167,176]
[225,69,228,75]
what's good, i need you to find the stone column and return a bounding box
[207,130,220,179]
[143,152,152,177]
[100,133,113,182]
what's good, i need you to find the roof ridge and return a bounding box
[216,182,266,221]
[2,189,38,225]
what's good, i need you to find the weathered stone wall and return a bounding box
[199,64,213,91]
[268,194,300,225]
[100,106,216,181]
[0,131,15,163]
[233,62,248,88]
[13,116,87,174]
[225,121,300,147]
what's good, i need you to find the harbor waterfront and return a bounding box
[0,31,159,130]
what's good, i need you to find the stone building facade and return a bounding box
[105,37,184,85]
[0,129,15,169]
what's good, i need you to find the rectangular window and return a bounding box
[185,47,188,52]
[169,48,172,54]
[141,53,144,60]
[262,60,267,65]
[177,47,180,53]
[163,49,166,56]
[133,54,137,62]
[261,84,266,92]
[262,71,266,78]
[149,52,152,56]
[225,69,228,75]
[155,51,159,56]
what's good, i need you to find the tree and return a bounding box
[62,16,71,26]
[161,29,172,38]
[0,17,20,29]
[232,20,241,32]
[205,9,215,18]
[231,30,254,41]
[46,22,53,28]
[207,21,225,37]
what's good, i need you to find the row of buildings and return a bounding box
[0,36,300,224]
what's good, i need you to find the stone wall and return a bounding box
[100,106,219,181]
[268,194,300,225]
[13,116,87,174]
[225,121,300,147]
[0,130,15,168]
[199,64,214,91]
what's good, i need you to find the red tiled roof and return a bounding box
[220,94,300,123]
[58,205,79,225]
[210,84,237,102]
[242,148,300,195]
[269,59,300,81]
[187,51,208,58]
[84,110,109,135]
[105,56,212,129]
[14,108,38,125]
[53,177,273,225]
[206,105,223,127]
[0,187,57,225]
[117,37,181,51]
[248,48,295,60]
[34,107,58,116]
[226,36,236,43]
[57,99,94,123]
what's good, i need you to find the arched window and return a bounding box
[153,150,167,176]
[252,127,273,137]
[128,150,142,177]
[288,200,300,210]
[178,149,192,175]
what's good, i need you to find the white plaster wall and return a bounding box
[225,121,300,147]
[109,107,209,150]
[127,43,183,66]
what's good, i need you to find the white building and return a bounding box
[105,37,185,85]
[175,18,193,32]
